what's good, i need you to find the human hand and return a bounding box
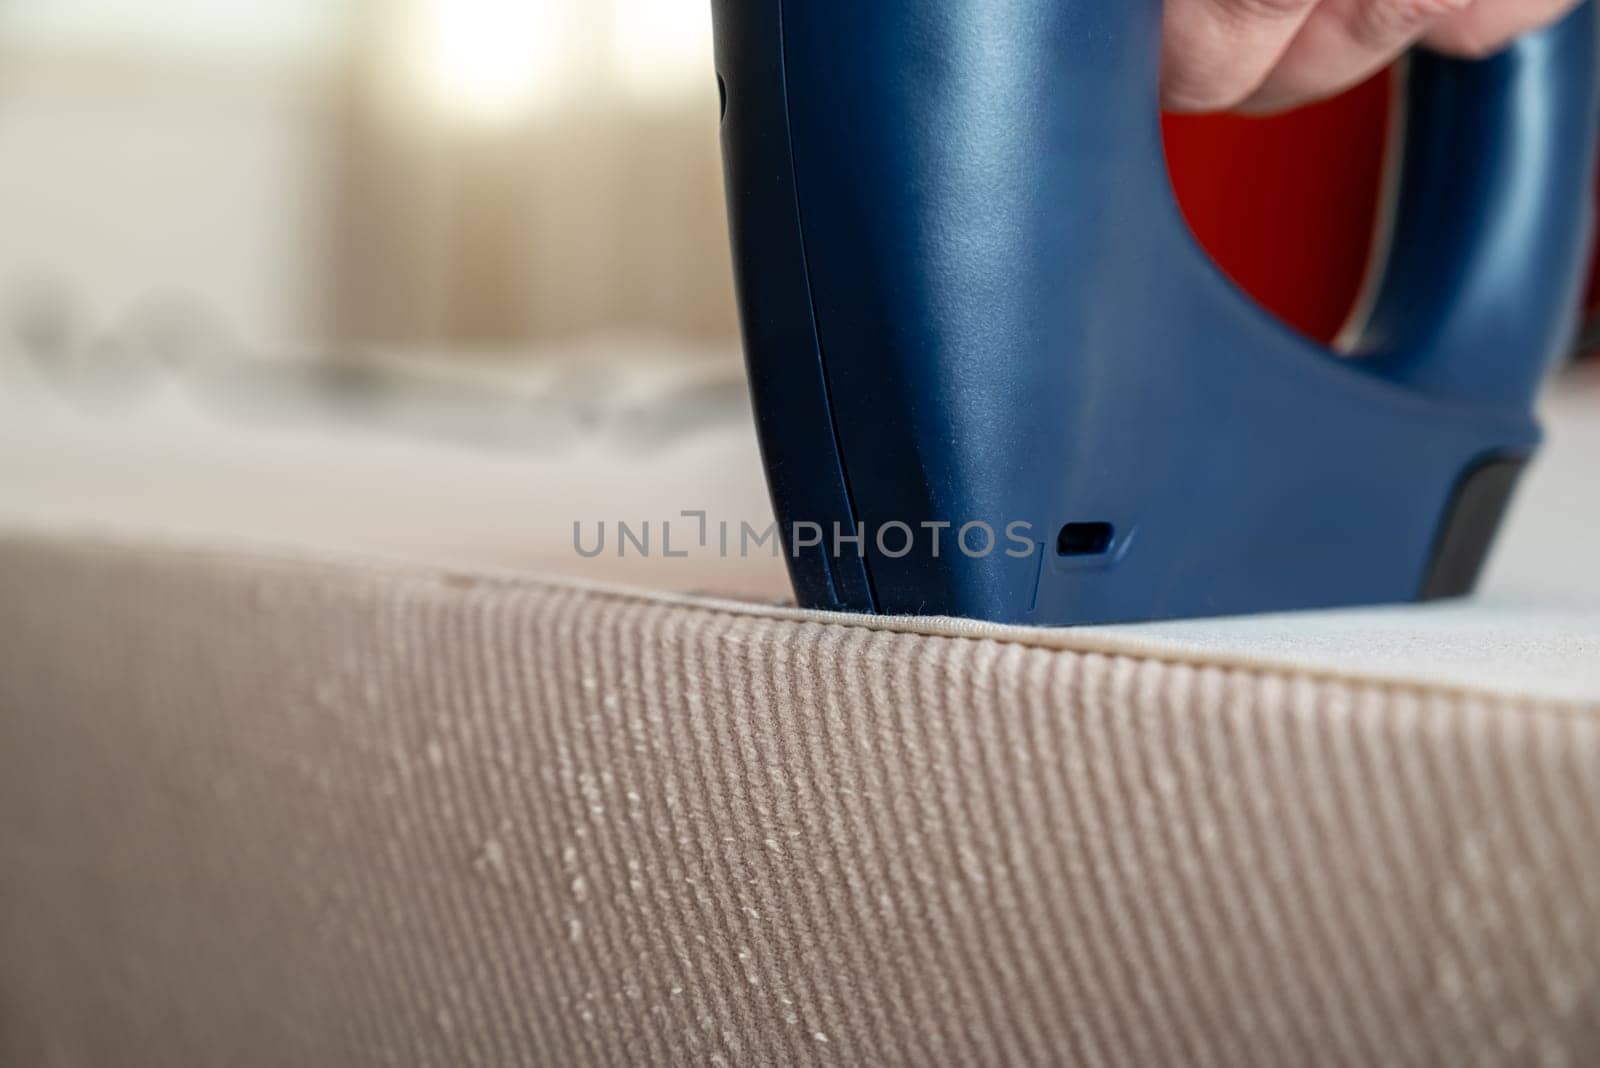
[1162,0,1583,112]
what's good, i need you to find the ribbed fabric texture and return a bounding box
[1,535,1598,1066]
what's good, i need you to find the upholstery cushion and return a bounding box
[2,535,1597,1066]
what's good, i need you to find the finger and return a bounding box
[1242,0,1471,113]
[1161,0,1321,112]
[1424,0,1578,57]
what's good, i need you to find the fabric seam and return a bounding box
[4,526,1597,719]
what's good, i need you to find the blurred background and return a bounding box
[0,0,734,355]
[0,0,783,589]
[0,1,1594,597]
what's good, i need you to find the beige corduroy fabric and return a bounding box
[2,534,1599,1067]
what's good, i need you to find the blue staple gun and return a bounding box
[709,0,1600,625]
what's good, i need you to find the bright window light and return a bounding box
[415,0,571,123]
